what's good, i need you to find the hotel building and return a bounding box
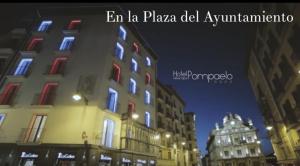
[206,113,265,166]
[247,3,300,166]
[0,7,159,166]
[0,6,202,166]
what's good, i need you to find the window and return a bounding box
[119,25,127,40]
[111,64,121,83]
[131,58,138,72]
[146,56,151,67]
[132,42,140,54]
[26,115,47,143]
[129,78,136,94]
[39,83,58,105]
[0,114,5,127]
[224,151,229,157]
[37,20,52,32]
[107,88,118,112]
[0,83,19,105]
[128,102,135,114]
[14,58,33,76]
[250,148,256,155]
[145,73,151,85]
[49,57,67,75]
[237,150,242,156]
[144,90,151,104]
[115,42,124,60]
[67,20,81,30]
[27,37,43,51]
[59,36,75,51]
[102,119,115,147]
[145,112,150,127]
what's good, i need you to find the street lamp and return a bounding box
[266,126,273,131]
[72,93,88,105]
[154,134,160,140]
[256,140,261,144]
[298,70,300,74]
[132,113,139,120]
[165,133,171,138]
[181,142,186,145]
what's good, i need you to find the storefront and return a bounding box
[99,154,112,166]
[121,157,132,166]
[55,152,76,166]
[136,159,147,166]
[18,152,39,166]
[149,160,156,166]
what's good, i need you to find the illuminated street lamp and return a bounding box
[132,113,139,120]
[181,142,186,145]
[154,134,160,140]
[298,70,300,74]
[165,133,171,138]
[257,140,261,144]
[72,93,88,105]
[193,148,197,152]
[266,126,273,131]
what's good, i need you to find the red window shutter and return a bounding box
[68,20,81,30]
[39,83,58,105]
[49,57,67,74]
[27,38,43,51]
[0,83,19,105]
[112,64,121,82]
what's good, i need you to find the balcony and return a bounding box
[16,128,46,145]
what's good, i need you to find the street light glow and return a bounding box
[266,126,273,131]
[181,142,186,145]
[72,94,82,101]
[154,134,160,140]
[257,140,261,144]
[132,113,139,120]
[165,134,171,138]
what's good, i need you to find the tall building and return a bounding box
[0,7,159,166]
[247,3,300,165]
[184,112,203,166]
[156,81,202,166]
[0,6,202,166]
[206,113,266,166]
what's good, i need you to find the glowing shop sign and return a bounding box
[122,158,131,163]
[137,159,146,164]
[21,152,38,158]
[100,154,112,161]
[57,153,75,159]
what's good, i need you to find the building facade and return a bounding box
[0,6,202,166]
[206,113,265,166]
[156,81,202,166]
[0,7,160,166]
[184,112,202,166]
[247,3,300,166]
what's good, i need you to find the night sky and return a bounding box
[0,3,273,155]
